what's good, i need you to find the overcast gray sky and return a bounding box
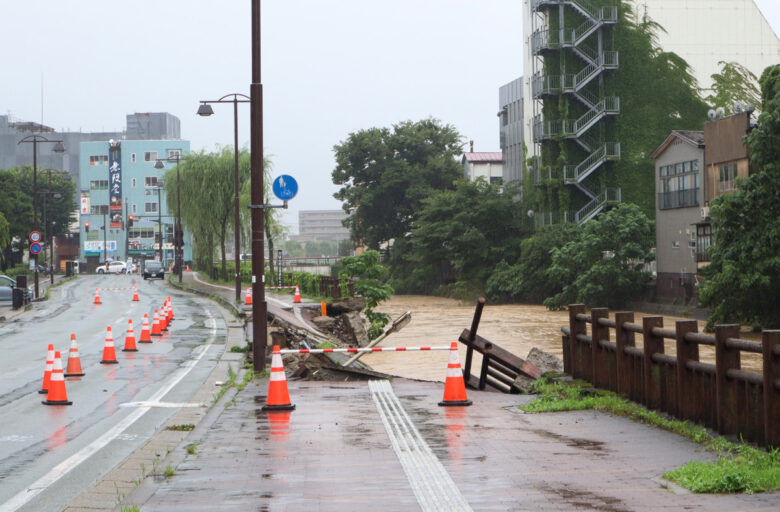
[2,1,778,232]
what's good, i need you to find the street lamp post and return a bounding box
[155,156,184,283]
[251,0,267,371]
[45,169,69,283]
[17,135,65,299]
[155,183,164,263]
[197,93,250,301]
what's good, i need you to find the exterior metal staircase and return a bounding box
[530,0,621,224]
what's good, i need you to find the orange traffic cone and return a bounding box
[123,319,138,352]
[100,326,119,364]
[132,286,139,302]
[42,351,72,406]
[160,301,169,331]
[94,288,101,305]
[151,309,162,336]
[167,296,174,321]
[438,342,472,406]
[293,285,301,304]
[64,334,85,377]
[139,313,152,343]
[39,344,55,394]
[186,265,190,272]
[262,345,295,411]
[245,286,253,305]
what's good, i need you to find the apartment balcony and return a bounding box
[658,188,699,210]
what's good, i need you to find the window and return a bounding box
[719,163,737,192]
[131,178,136,188]
[658,160,699,209]
[131,153,136,163]
[129,228,155,239]
[90,205,109,215]
[132,204,137,214]
[696,223,712,262]
[144,176,158,187]
[167,149,181,159]
[145,202,158,213]
[144,151,158,162]
[89,155,108,166]
[90,180,109,190]
[672,240,680,249]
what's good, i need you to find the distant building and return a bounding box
[290,210,350,242]
[78,139,192,271]
[461,152,503,184]
[498,76,524,185]
[0,112,180,205]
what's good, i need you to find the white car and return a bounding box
[97,261,127,274]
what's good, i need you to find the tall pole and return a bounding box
[32,138,39,299]
[176,156,183,283]
[124,198,129,265]
[157,187,163,263]
[233,97,241,302]
[49,170,54,284]
[102,213,107,264]
[251,0,268,371]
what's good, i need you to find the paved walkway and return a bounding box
[121,378,778,511]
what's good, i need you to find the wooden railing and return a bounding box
[561,304,780,447]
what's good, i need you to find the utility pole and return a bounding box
[102,212,107,264]
[157,186,163,262]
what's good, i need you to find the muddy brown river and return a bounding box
[366,296,763,382]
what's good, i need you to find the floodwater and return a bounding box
[365,296,763,382]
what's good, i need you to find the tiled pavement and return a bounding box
[125,378,779,511]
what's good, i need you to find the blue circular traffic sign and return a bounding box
[29,231,41,243]
[272,175,298,201]
[30,243,42,254]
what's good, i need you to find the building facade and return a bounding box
[78,139,192,270]
[650,130,705,301]
[498,76,525,185]
[290,210,350,242]
[462,152,504,183]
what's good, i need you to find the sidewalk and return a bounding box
[120,378,778,511]
[0,273,66,322]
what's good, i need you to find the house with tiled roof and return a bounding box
[461,150,503,184]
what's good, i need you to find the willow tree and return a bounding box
[705,61,761,115]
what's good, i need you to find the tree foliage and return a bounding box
[332,118,462,249]
[705,61,761,115]
[390,179,529,298]
[0,167,76,270]
[338,250,393,339]
[698,65,780,329]
[543,204,654,310]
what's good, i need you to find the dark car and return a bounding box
[0,275,34,303]
[142,261,164,280]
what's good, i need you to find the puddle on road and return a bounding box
[367,295,762,380]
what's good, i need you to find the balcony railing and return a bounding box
[658,188,699,210]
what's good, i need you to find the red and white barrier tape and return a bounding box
[265,286,296,289]
[279,346,452,355]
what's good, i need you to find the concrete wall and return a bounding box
[499,76,525,184]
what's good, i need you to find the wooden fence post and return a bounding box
[763,330,780,446]
[715,324,741,435]
[675,320,699,421]
[591,308,610,389]
[642,316,664,410]
[614,312,634,397]
[569,305,586,380]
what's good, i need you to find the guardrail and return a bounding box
[561,305,780,447]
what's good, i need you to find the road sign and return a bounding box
[30,242,42,254]
[29,231,41,243]
[272,175,298,201]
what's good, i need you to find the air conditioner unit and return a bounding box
[700,206,710,218]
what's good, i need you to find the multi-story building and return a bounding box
[651,110,753,301]
[290,210,350,242]
[498,76,525,185]
[78,139,192,271]
[462,152,503,183]
[650,130,705,301]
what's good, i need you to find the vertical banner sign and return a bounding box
[277,249,283,287]
[108,141,123,228]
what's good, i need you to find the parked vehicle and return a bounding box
[97,261,127,274]
[0,275,34,303]
[143,260,164,280]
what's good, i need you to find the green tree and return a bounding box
[332,118,463,249]
[543,204,654,309]
[391,179,529,299]
[338,249,393,339]
[698,65,780,329]
[486,223,581,304]
[705,61,761,115]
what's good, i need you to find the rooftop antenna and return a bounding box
[469,140,474,152]
[40,72,44,130]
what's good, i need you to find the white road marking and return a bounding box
[0,309,218,512]
[369,380,472,512]
[119,401,205,408]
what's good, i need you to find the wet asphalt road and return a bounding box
[0,274,226,512]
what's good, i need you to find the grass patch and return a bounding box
[163,465,175,477]
[318,340,336,349]
[120,505,140,512]
[185,442,201,455]
[523,378,780,493]
[166,424,195,431]
[230,344,251,353]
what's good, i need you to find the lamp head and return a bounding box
[154,160,165,169]
[197,103,214,117]
[52,141,65,153]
